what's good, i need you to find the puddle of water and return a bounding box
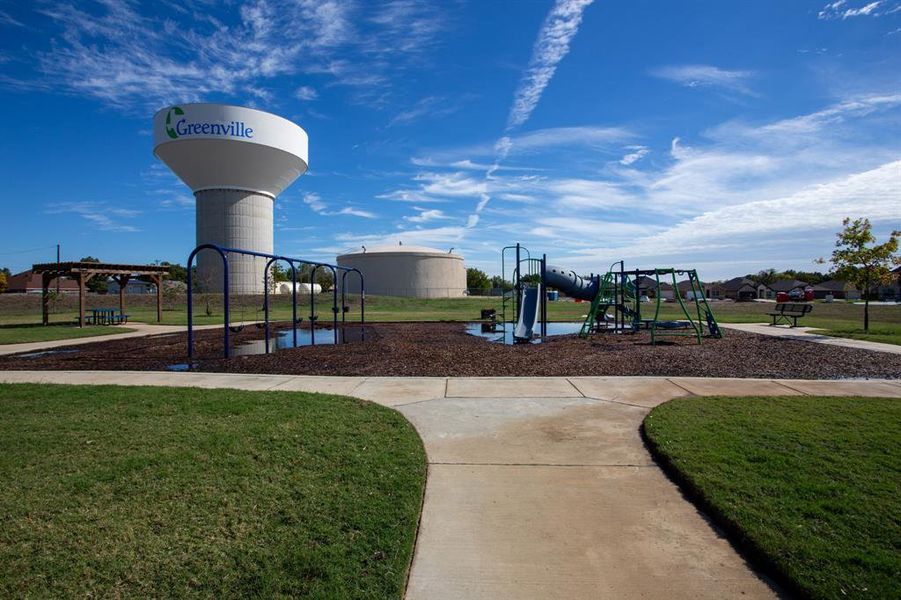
[231,326,365,357]
[465,321,583,345]
[19,349,80,359]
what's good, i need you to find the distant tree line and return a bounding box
[744,268,831,286]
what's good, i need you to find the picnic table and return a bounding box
[87,308,129,325]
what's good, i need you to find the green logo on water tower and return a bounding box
[165,106,184,139]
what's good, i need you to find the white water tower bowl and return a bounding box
[153,103,309,294]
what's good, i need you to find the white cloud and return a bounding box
[389,96,461,126]
[404,208,452,223]
[44,202,141,233]
[335,207,377,218]
[818,0,894,19]
[24,0,447,113]
[619,146,649,165]
[295,85,318,101]
[303,192,376,218]
[507,0,595,129]
[651,64,757,96]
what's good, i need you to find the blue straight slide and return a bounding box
[514,285,542,342]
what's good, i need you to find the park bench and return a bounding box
[767,303,812,327]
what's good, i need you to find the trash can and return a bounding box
[547,290,559,301]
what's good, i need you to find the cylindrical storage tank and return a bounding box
[152,103,308,294]
[337,245,466,298]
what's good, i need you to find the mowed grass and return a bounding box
[0,323,135,345]
[643,396,901,599]
[2,293,898,344]
[0,384,426,599]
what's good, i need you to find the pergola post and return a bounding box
[114,275,131,315]
[78,272,86,328]
[41,272,53,326]
[151,274,163,323]
[77,272,95,328]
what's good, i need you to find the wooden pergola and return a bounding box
[32,262,171,327]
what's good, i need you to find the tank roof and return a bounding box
[337,244,462,258]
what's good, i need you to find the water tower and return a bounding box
[153,103,308,293]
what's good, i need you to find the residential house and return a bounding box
[769,279,810,298]
[5,270,79,294]
[107,279,157,295]
[812,280,860,300]
[676,279,721,300]
[720,277,767,301]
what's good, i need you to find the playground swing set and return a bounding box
[186,243,365,359]
[498,243,722,345]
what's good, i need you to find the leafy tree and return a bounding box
[162,261,188,283]
[819,218,900,331]
[466,267,491,291]
[79,256,108,293]
[270,263,290,283]
[748,268,779,286]
[780,269,830,285]
[0,271,7,293]
[490,275,513,292]
[315,268,333,292]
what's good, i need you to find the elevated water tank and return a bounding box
[153,103,309,294]
[337,244,465,298]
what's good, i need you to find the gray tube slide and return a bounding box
[514,285,542,341]
[544,265,599,301]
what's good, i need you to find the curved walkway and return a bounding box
[2,371,899,598]
[721,322,901,354]
[0,322,250,357]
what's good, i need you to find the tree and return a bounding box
[749,268,778,286]
[0,271,7,294]
[79,256,108,293]
[490,275,513,292]
[315,268,333,292]
[161,261,188,283]
[820,218,900,331]
[466,267,491,291]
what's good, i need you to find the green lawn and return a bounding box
[643,396,901,600]
[2,294,898,345]
[0,384,426,599]
[809,326,901,346]
[0,324,135,345]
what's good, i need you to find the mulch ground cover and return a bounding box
[2,322,900,379]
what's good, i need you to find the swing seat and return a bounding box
[656,320,691,330]
[229,325,245,333]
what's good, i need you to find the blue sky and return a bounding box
[1,0,900,279]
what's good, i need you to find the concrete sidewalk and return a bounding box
[1,371,899,598]
[721,322,901,354]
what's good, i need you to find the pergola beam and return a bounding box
[32,262,170,328]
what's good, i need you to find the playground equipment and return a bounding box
[186,243,364,359]
[499,243,722,345]
[500,244,547,343]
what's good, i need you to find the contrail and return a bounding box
[472,0,595,223]
[506,0,595,131]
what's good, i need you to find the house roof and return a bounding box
[6,270,79,291]
[812,279,857,292]
[721,277,757,291]
[769,279,809,292]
